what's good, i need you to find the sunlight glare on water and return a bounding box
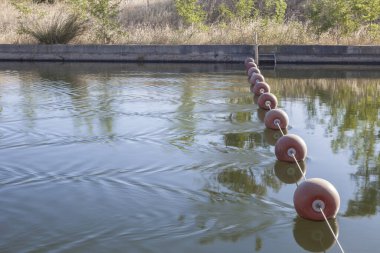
[0,62,379,253]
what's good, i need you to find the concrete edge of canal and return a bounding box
[0,44,379,64]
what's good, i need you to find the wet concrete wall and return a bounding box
[259,45,380,64]
[0,44,379,64]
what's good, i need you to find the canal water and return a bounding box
[0,62,379,253]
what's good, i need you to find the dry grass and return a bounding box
[0,0,379,45]
[0,0,24,43]
[21,12,86,44]
[120,0,180,28]
[118,19,380,45]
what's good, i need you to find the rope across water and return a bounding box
[246,60,345,253]
[320,207,345,253]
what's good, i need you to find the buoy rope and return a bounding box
[274,121,306,180]
[319,207,345,253]
[275,122,285,137]
[291,154,307,181]
[268,104,286,137]
[247,60,345,253]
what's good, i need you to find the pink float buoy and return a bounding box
[249,73,265,85]
[247,67,261,77]
[293,178,340,221]
[251,82,270,96]
[257,92,278,110]
[264,108,289,130]
[244,57,255,65]
[275,134,307,162]
[245,61,257,71]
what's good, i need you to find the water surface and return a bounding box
[0,62,379,253]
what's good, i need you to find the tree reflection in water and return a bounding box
[2,63,379,251]
[218,168,267,195]
[216,75,379,247]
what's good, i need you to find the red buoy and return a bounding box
[245,61,257,71]
[249,73,265,85]
[275,134,307,162]
[251,82,270,96]
[244,57,255,65]
[264,108,289,130]
[293,178,340,221]
[247,67,261,77]
[257,92,278,110]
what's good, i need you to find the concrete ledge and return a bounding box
[0,44,253,63]
[0,44,379,64]
[259,45,380,64]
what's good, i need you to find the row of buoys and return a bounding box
[243,57,344,252]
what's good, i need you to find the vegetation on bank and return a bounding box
[0,0,379,45]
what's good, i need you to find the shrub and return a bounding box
[67,0,125,43]
[235,0,255,20]
[263,0,287,22]
[174,0,206,26]
[307,0,360,38]
[20,12,86,44]
[33,0,55,3]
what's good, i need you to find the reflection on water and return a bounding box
[266,76,380,218]
[0,62,379,252]
[224,132,260,149]
[293,217,339,252]
[274,160,306,184]
[263,128,287,146]
[217,168,277,196]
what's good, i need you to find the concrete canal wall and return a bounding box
[0,44,379,64]
[259,45,380,64]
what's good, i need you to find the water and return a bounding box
[0,62,379,253]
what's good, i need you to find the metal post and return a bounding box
[254,32,259,65]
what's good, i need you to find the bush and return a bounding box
[20,13,86,44]
[32,0,55,3]
[67,0,125,44]
[174,0,206,26]
[306,0,371,38]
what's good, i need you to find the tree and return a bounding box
[307,0,358,39]
[235,0,256,21]
[66,0,124,43]
[174,0,206,26]
[262,0,287,22]
[352,0,380,36]
[352,0,380,24]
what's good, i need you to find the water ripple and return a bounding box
[0,64,306,253]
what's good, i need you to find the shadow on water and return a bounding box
[1,62,380,77]
[0,62,243,75]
